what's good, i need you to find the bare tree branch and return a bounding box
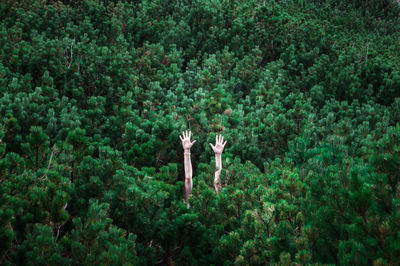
[41,146,57,180]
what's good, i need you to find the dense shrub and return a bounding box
[1,0,399,264]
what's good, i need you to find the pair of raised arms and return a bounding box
[179,131,227,208]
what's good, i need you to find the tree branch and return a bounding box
[41,146,57,180]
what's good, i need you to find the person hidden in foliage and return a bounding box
[179,131,227,208]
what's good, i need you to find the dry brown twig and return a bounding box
[40,146,58,180]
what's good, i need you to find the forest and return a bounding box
[0,0,399,265]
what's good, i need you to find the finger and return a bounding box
[209,143,215,149]
[221,135,224,143]
[182,131,186,138]
[189,130,191,139]
[191,139,196,145]
[215,135,218,144]
[179,135,183,141]
[223,140,227,147]
[219,134,222,143]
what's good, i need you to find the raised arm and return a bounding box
[210,134,227,193]
[179,131,196,208]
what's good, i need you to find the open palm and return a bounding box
[210,134,227,154]
[180,130,196,150]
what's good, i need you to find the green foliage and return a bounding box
[0,0,399,264]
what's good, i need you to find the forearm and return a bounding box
[214,153,222,182]
[215,154,222,174]
[214,154,222,192]
[184,149,192,179]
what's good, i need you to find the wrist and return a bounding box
[184,149,191,155]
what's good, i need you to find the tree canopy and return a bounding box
[1,0,400,265]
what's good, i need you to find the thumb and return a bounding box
[191,140,197,145]
[209,143,215,149]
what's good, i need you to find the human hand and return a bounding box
[179,130,196,151]
[210,134,227,155]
